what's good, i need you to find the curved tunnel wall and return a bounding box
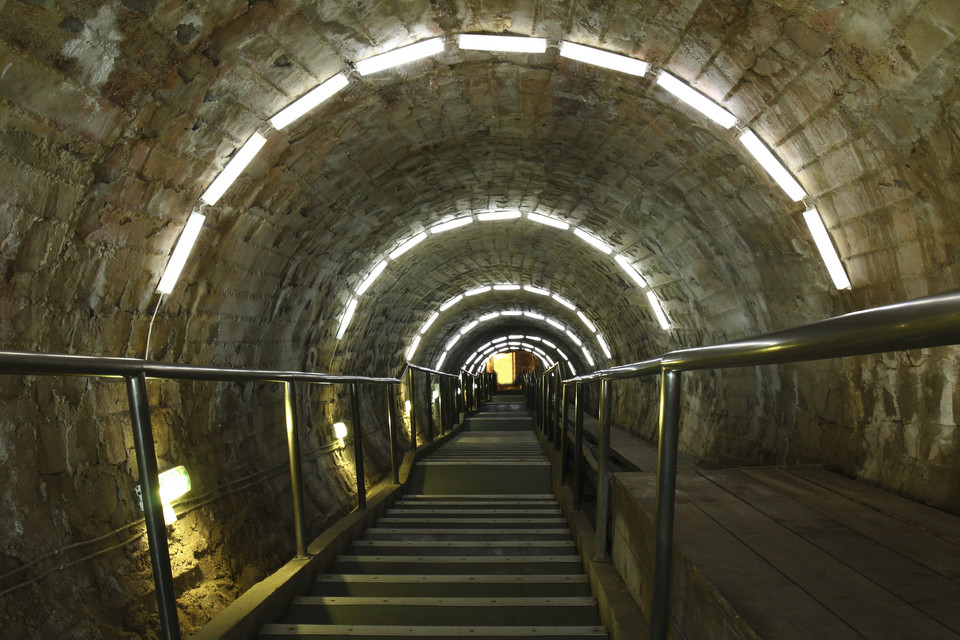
[1,1,959,636]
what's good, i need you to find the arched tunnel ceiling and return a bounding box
[2,1,959,377]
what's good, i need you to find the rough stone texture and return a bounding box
[1,0,959,636]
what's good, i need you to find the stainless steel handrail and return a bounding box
[540,287,960,640]
[0,351,482,640]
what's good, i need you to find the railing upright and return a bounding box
[594,378,613,560]
[349,382,366,510]
[387,384,400,484]
[650,369,682,640]
[572,382,585,511]
[426,374,435,443]
[125,372,180,640]
[553,372,563,446]
[408,370,417,450]
[559,382,570,482]
[283,381,307,557]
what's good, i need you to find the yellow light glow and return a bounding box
[158,466,191,505]
[404,400,412,413]
[333,422,348,439]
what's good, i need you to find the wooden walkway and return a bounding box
[613,466,960,639]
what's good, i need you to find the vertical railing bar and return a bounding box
[409,370,417,450]
[573,382,585,510]
[283,381,307,557]
[125,373,180,640]
[553,373,562,448]
[387,384,400,484]
[426,374,434,443]
[350,382,367,510]
[650,369,682,640]
[594,378,613,560]
[559,383,570,483]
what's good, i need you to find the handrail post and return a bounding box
[437,377,446,436]
[595,378,613,560]
[426,374,435,443]
[408,371,417,450]
[573,382,585,510]
[559,383,570,482]
[650,369,682,640]
[283,381,307,557]
[553,374,562,448]
[387,384,400,484]
[350,382,366,510]
[125,373,180,640]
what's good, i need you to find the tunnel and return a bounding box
[1,1,959,638]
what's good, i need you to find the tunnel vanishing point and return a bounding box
[1,1,959,638]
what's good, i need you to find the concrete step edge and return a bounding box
[260,624,608,637]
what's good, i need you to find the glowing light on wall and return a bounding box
[803,208,852,290]
[477,210,522,221]
[558,41,649,77]
[356,260,388,296]
[337,298,358,339]
[356,38,444,76]
[646,291,670,331]
[552,294,575,310]
[577,311,596,333]
[390,232,428,259]
[615,255,648,288]
[406,335,422,361]
[738,130,807,202]
[655,71,737,129]
[458,34,548,53]
[465,286,492,296]
[574,228,613,254]
[270,73,349,130]
[156,211,205,295]
[200,133,267,205]
[440,295,463,312]
[527,212,570,229]
[597,334,612,359]
[430,217,473,233]
[493,284,521,291]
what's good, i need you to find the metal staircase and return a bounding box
[260,394,608,639]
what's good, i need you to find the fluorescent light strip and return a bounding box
[390,232,428,259]
[493,284,520,291]
[446,334,461,351]
[546,318,564,330]
[356,38,444,76]
[581,346,595,367]
[477,210,522,221]
[576,311,596,333]
[270,73,349,130]
[527,212,570,230]
[573,228,613,254]
[200,133,267,205]
[501,310,522,316]
[738,130,807,202]
[156,211,205,295]
[552,294,575,310]
[615,255,648,288]
[559,41,649,77]
[524,285,550,296]
[460,319,480,334]
[509,334,524,340]
[336,298,358,340]
[803,208,852,290]
[459,34,548,53]
[479,312,501,321]
[655,72,737,129]
[429,217,473,234]
[356,260,387,296]
[565,329,583,347]
[646,291,671,331]
[420,311,440,333]
[406,335,422,361]
[524,311,544,320]
[440,295,463,312]
[597,334,612,359]
[465,286,491,296]
[435,349,449,369]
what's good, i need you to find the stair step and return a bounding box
[363,528,572,541]
[393,500,557,507]
[284,596,602,626]
[375,518,568,528]
[402,494,554,500]
[349,540,575,556]
[331,555,584,575]
[260,624,609,638]
[386,508,562,516]
[310,574,590,597]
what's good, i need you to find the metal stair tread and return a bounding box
[292,596,598,606]
[260,623,609,637]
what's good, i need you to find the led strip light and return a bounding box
[159,34,852,361]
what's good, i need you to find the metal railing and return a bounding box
[0,352,482,640]
[531,288,960,640]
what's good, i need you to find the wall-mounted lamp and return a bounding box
[136,465,191,524]
[333,421,348,448]
[156,212,205,295]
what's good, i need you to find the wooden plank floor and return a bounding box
[618,467,960,639]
